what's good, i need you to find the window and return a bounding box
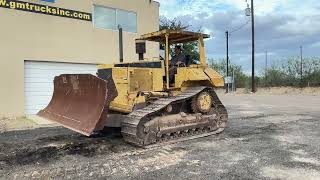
[93,5,137,33]
[117,9,137,33]
[93,6,116,30]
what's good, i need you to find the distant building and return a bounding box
[0,0,159,116]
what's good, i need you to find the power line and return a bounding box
[228,0,251,35]
[229,18,250,35]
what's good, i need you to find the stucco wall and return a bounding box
[0,0,159,116]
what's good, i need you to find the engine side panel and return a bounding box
[98,62,165,114]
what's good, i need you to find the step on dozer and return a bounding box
[38,74,118,136]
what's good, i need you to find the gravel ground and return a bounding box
[0,94,319,180]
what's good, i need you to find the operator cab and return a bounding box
[137,29,210,89]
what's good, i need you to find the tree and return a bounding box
[208,58,249,88]
[260,57,320,87]
[265,66,287,87]
[159,18,200,60]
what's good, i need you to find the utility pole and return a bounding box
[265,50,268,87]
[265,50,268,72]
[300,45,303,87]
[250,0,256,93]
[226,31,229,93]
[232,69,235,92]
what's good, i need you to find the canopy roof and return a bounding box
[138,29,210,43]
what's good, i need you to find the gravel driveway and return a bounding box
[0,94,319,180]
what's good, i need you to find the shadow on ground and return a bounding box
[0,127,136,168]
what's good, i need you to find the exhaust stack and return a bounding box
[118,25,124,63]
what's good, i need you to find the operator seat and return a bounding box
[185,55,192,66]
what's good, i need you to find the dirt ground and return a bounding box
[0,94,320,180]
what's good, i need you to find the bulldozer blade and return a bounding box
[37,74,118,136]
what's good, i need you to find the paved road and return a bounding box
[0,94,319,179]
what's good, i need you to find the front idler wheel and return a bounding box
[191,91,213,114]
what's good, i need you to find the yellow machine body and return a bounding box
[98,60,224,114]
[98,62,165,113]
[38,29,228,142]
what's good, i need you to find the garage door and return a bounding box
[24,61,97,115]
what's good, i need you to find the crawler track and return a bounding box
[121,87,228,147]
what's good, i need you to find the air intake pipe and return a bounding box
[136,40,146,61]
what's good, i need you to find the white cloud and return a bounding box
[156,0,320,73]
[157,0,318,17]
[157,0,239,18]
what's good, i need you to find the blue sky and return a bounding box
[156,0,320,74]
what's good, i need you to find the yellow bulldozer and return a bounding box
[38,29,228,147]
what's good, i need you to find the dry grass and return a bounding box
[0,116,40,132]
[217,87,320,95]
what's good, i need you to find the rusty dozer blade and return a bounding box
[38,74,118,136]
